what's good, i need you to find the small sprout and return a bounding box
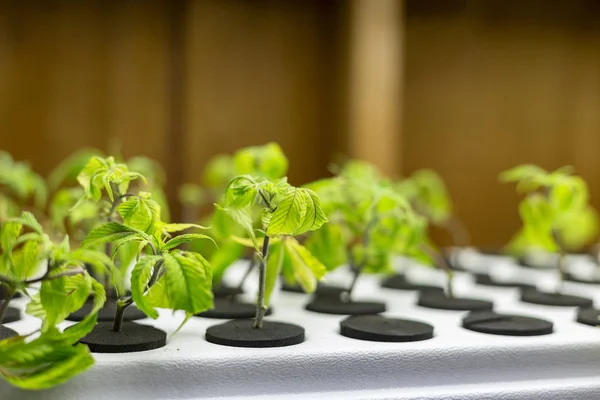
[501,164,597,291]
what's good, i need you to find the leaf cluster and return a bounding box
[219,174,328,304]
[82,193,215,320]
[396,169,452,224]
[305,160,431,275]
[0,212,107,390]
[501,164,598,253]
[0,152,47,222]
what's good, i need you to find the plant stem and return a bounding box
[0,287,15,323]
[556,250,567,294]
[421,243,454,298]
[551,230,566,294]
[254,236,270,329]
[345,265,361,302]
[112,260,165,332]
[112,300,126,332]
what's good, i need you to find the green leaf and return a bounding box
[59,279,106,343]
[266,188,305,235]
[294,189,328,235]
[161,223,209,233]
[162,233,216,252]
[215,204,257,249]
[38,273,91,330]
[130,256,163,319]
[82,222,150,249]
[117,195,162,234]
[0,341,94,390]
[264,241,284,306]
[160,252,214,314]
[284,238,326,293]
[304,223,346,271]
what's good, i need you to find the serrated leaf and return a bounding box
[215,204,257,249]
[82,222,149,249]
[162,233,216,252]
[39,273,91,330]
[284,238,326,293]
[294,189,328,235]
[117,196,161,234]
[59,279,106,343]
[160,252,213,314]
[161,223,209,233]
[266,188,305,236]
[130,256,163,319]
[0,342,94,390]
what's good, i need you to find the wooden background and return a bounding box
[2,0,600,248]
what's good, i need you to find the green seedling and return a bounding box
[0,211,108,390]
[72,155,145,295]
[501,164,597,291]
[305,160,434,299]
[219,174,327,328]
[81,192,215,332]
[0,152,47,223]
[183,143,291,293]
[397,169,469,247]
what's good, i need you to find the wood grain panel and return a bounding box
[0,1,170,176]
[403,0,600,247]
[183,0,342,188]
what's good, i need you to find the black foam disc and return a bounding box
[196,298,273,319]
[78,321,166,353]
[281,281,305,293]
[305,297,386,315]
[473,273,535,289]
[281,282,347,299]
[576,308,600,327]
[213,284,244,298]
[380,274,442,292]
[520,288,593,307]
[67,299,147,322]
[462,310,553,336]
[340,314,434,342]
[206,319,304,348]
[564,272,600,285]
[417,291,493,311]
[0,325,18,340]
[0,286,22,300]
[517,258,555,270]
[1,306,21,324]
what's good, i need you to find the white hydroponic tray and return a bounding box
[3,250,600,400]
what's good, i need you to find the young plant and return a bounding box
[72,155,145,296]
[501,164,597,292]
[397,169,469,249]
[187,143,290,297]
[216,174,328,329]
[304,161,431,312]
[0,152,47,223]
[79,191,215,350]
[0,211,107,389]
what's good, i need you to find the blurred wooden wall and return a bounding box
[2,0,600,247]
[403,0,600,247]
